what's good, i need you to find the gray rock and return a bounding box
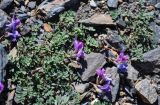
[117,19,126,28]
[135,79,158,104]
[127,64,139,81]
[90,0,97,8]
[133,48,160,74]
[157,0,160,3]
[155,3,160,9]
[78,14,115,26]
[28,1,36,9]
[0,9,8,29]
[149,22,160,44]
[143,48,160,74]
[74,83,90,93]
[37,0,79,19]
[146,0,158,5]
[81,53,106,81]
[107,0,118,8]
[0,44,8,81]
[0,0,13,10]
[151,74,160,94]
[106,67,120,102]
[158,95,160,105]
[106,29,125,50]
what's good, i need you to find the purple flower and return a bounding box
[96,68,105,78]
[74,39,84,52]
[7,16,21,42]
[6,16,21,30]
[73,39,85,59]
[118,62,128,73]
[8,30,20,42]
[116,50,129,63]
[98,77,112,92]
[0,82,4,93]
[76,49,85,59]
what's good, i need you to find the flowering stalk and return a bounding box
[0,82,4,93]
[115,50,129,73]
[73,38,85,60]
[96,68,112,93]
[6,15,21,42]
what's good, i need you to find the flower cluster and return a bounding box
[7,16,21,42]
[96,68,112,92]
[116,50,129,73]
[0,82,4,93]
[73,39,85,60]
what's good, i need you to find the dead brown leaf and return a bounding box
[43,23,53,32]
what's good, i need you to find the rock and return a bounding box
[133,47,160,74]
[151,74,160,94]
[0,44,8,81]
[135,79,158,104]
[0,0,13,10]
[106,29,125,50]
[143,48,160,74]
[107,0,118,8]
[37,0,79,19]
[90,0,97,8]
[106,67,120,102]
[28,1,36,9]
[127,64,139,81]
[155,3,160,9]
[80,53,106,81]
[78,14,115,26]
[0,9,8,29]
[158,95,160,105]
[117,19,126,28]
[146,0,157,5]
[74,83,90,93]
[147,5,155,11]
[150,22,160,44]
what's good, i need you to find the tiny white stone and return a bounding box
[90,0,97,8]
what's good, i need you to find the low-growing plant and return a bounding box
[9,10,98,104]
[110,2,156,60]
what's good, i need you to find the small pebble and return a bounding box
[90,0,97,8]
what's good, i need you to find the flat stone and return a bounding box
[106,29,125,50]
[127,64,139,81]
[78,14,115,26]
[133,48,160,74]
[0,0,13,10]
[146,0,157,5]
[81,53,106,81]
[143,48,160,74]
[149,22,160,44]
[0,9,8,29]
[158,95,160,105]
[107,0,118,8]
[117,19,126,28]
[90,0,97,8]
[37,0,79,19]
[106,67,120,102]
[74,83,90,93]
[0,44,8,81]
[151,74,160,94]
[135,79,158,104]
[155,3,160,9]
